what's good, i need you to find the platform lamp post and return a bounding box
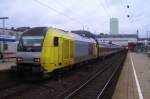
[0,17,8,52]
[146,31,149,52]
[146,31,149,46]
[147,31,149,41]
[136,30,139,51]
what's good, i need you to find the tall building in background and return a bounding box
[110,18,119,34]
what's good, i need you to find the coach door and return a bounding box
[62,39,69,66]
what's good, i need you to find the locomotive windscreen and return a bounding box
[17,27,48,52]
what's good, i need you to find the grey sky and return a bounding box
[0,0,150,37]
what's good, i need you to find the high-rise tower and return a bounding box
[110,18,119,34]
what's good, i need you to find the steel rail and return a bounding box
[63,52,126,99]
[96,54,126,99]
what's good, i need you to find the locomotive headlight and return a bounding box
[34,58,40,63]
[16,57,23,62]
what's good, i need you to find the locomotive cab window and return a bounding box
[54,37,59,46]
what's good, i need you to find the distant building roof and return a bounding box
[138,38,150,41]
[97,34,138,38]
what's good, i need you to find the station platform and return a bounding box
[112,52,150,99]
[0,62,15,71]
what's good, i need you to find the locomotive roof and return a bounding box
[69,32,96,43]
[22,27,48,36]
[98,41,121,48]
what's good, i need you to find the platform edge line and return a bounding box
[130,53,144,99]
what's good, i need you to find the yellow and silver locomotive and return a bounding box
[16,27,98,75]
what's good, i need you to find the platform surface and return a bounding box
[0,62,15,71]
[112,52,150,99]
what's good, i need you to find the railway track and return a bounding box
[0,51,127,99]
[57,51,127,99]
[0,83,34,99]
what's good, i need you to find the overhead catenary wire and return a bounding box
[33,0,90,30]
[51,0,108,32]
[120,0,138,29]
[104,0,111,17]
[97,0,111,18]
[124,0,140,29]
[49,0,86,20]
[126,0,149,23]
[52,0,107,32]
[52,0,81,18]
[120,0,129,18]
[46,0,90,30]
[124,0,142,26]
[33,0,81,24]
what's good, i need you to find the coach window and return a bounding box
[54,37,59,47]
